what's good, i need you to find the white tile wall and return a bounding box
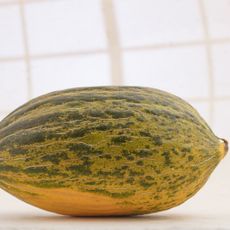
[0,5,24,57]
[188,101,210,125]
[213,101,230,140]
[0,61,28,111]
[25,0,107,55]
[0,0,16,2]
[212,43,230,97]
[204,0,230,39]
[114,0,204,48]
[31,54,110,97]
[123,46,209,99]
[0,112,7,122]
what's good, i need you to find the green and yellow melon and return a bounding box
[0,86,227,216]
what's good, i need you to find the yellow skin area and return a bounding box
[0,87,227,216]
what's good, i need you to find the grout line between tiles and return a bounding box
[0,1,18,6]
[30,49,108,60]
[212,38,230,44]
[124,38,230,52]
[0,50,107,63]
[124,40,205,51]
[198,0,215,126]
[19,0,32,100]
[214,96,230,101]
[0,56,24,62]
[186,98,210,102]
[0,0,58,6]
[101,0,123,85]
[1,38,230,63]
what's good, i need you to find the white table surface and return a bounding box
[0,185,230,230]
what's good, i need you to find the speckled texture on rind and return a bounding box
[0,86,224,215]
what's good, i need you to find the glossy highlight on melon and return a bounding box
[0,86,228,216]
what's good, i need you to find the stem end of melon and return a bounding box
[219,138,228,160]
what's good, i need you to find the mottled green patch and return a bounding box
[192,166,199,171]
[145,175,154,180]
[127,155,135,160]
[139,180,153,189]
[77,94,106,102]
[85,188,135,198]
[145,108,180,121]
[42,152,68,164]
[65,101,82,107]
[163,175,170,180]
[117,130,124,135]
[24,166,48,174]
[115,121,134,129]
[135,149,152,157]
[96,170,111,176]
[188,155,194,161]
[168,184,178,191]
[92,149,103,156]
[82,160,93,167]
[48,96,77,105]
[152,135,163,146]
[129,169,143,176]
[67,164,92,175]
[66,111,83,120]
[178,175,186,181]
[68,128,88,138]
[88,110,106,118]
[47,168,63,176]
[111,135,130,144]
[45,132,61,140]
[122,150,135,161]
[30,180,65,188]
[136,116,145,122]
[10,148,28,155]
[85,181,96,185]
[81,156,90,162]
[111,168,125,178]
[154,168,161,174]
[126,177,135,184]
[172,148,179,155]
[186,176,197,184]
[111,94,144,103]
[115,155,122,160]
[41,154,59,164]
[136,160,144,166]
[68,142,93,155]
[110,191,135,198]
[0,112,63,138]
[16,132,46,146]
[0,164,19,172]
[181,147,191,153]
[139,131,151,137]
[121,165,129,170]
[125,121,135,126]
[106,109,134,119]
[162,151,172,166]
[95,123,113,131]
[102,154,112,159]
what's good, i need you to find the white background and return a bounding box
[0,0,230,229]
